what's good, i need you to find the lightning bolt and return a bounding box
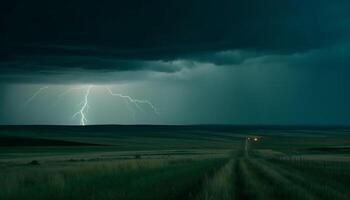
[106,86,159,115]
[54,86,86,106]
[24,84,158,126]
[72,85,92,126]
[124,99,136,121]
[58,86,86,98]
[25,86,49,105]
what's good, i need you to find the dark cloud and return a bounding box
[236,42,350,70]
[0,0,350,81]
[188,50,260,66]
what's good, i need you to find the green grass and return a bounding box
[0,158,227,200]
[196,159,235,200]
[1,126,350,200]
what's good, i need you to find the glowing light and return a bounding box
[25,86,49,105]
[58,86,86,98]
[106,86,159,115]
[24,84,158,126]
[72,85,92,126]
[54,86,86,105]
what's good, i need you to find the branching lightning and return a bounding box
[72,85,92,126]
[58,86,86,98]
[25,86,49,105]
[106,86,159,115]
[25,85,158,126]
[54,86,86,106]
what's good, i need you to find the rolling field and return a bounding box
[0,125,350,200]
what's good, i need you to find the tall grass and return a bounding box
[247,158,317,200]
[0,158,226,200]
[236,158,269,200]
[268,157,350,200]
[261,158,349,200]
[196,159,235,200]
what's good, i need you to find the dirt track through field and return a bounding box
[197,138,350,200]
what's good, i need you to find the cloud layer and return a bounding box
[1,0,350,82]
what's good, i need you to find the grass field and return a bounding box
[0,125,350,200]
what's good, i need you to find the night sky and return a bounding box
[1,0,350,125]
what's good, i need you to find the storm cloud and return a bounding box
[1,0,350,82]
[1,1,350,125]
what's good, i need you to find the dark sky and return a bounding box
[1,0,350,125]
